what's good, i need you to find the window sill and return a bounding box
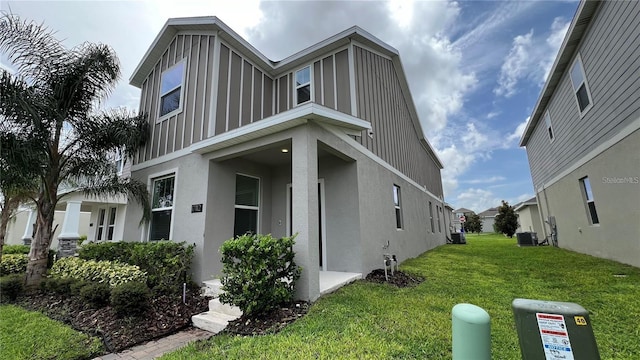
[156,108,183,123]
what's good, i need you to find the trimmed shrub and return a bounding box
[220,233,301,316]
[79,241,195,291]
[110,281,151,317]
[41,277,77,295]
[79,282,111,308]
[0,254,28,276]
[0,274,24,301]
[3,244,30,254]
[50,257,147,287]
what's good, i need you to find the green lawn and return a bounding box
[163,233,640,359]
[0,304,103,360]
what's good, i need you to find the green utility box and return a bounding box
[512,299,600,360]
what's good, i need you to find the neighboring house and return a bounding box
[7,151,132,250]
[520,0,640,267]
[453,207,474,232]
[477,207,498,233]
[122,17,447,301]
[514,197,543,235]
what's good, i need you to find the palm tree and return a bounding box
[0,14,150,286]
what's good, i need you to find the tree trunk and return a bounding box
[0,197,20,260]
[25,200,55,287]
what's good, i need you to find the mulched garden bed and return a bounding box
[13,289,210,353]
[224,301,310,336]
[365,269,425,287]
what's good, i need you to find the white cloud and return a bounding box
[463,176,506,185]
[455,188,533,213]
[506,117,530,144]
[494,17,570,97]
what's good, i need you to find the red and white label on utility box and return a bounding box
[536,313,575,360]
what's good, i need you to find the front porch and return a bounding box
[319,271,363,296]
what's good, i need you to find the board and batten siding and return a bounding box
[214,44,275,135]
[527,0,640,189]
[353,46,443,196]
[136,34,215,165]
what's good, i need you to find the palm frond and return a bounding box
[79,175,151,225]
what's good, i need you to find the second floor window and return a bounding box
[544,111,554,141]
[159,61,185,118]
[295,66,311,105]
[570,55,592,113]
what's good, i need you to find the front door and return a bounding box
[287,180,326,269]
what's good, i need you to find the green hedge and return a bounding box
[110,281,151,317]
[79,241,194,291]
[49,257,147,287]
[220,234,301,316]
[0,254,28,276]
[3,245,30,254]
[0,274,25,301]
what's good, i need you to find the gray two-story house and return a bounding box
[520,0,639,268]
[122,17,447,301]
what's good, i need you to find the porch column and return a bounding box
[292,129,320,301]
[57,201,82,257]
[21,209,37,246]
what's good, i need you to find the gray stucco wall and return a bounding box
[536,129,639,268]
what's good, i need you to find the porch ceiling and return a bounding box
[237,141,336,166]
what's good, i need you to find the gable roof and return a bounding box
[454,207,474,214]
[519,0,601,147]
[129,16,443,169]
[514,197,538,212]
[478,207,498,218]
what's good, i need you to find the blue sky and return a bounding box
[1,0,580,212]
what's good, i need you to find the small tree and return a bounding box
[0,14,150,286]
[464,213,483,234]
[494,200,518,237]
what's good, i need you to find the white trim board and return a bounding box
[538,116,640,190]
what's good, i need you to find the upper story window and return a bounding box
[544,111,554,141]
[159,60,186,118]
[295,66,311,105]
[570,54,592,114]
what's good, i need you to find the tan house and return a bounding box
[520,0,640,267]
[514,197,543,236]
[122,17,448,301]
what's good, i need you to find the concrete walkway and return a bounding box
[92,327,213,360]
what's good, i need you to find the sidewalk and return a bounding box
[93,327,213,360]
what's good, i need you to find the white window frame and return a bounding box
[113,149,123,175]
[148,172,177,241]
[234,173,260,236]
[294,65,312,106]
[579,176,599,225]
[158,59,187,122]
[107,207,117,241]
[437,206,442,233]
[393,184,403,230]
[569,54,593,115]
[544,111,555,142]
[96,208,106,241]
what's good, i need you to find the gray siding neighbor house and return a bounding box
[122,17,447,301]
[520,0,640,268]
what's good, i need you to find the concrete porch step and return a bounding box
[209,298,243,317]
[202,279,223,298]
[191,311,239,334]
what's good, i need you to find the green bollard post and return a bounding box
[452,303,491,360]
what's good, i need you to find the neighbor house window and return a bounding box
[580,177,599,225]
[96,207,117,241]
[234,174,260,237]
[429,201,434,233]
[295,66,311,105]
[544,111,554,141]
[159,60,186,118]
[570,54,592,113]
[150,175,175,240]
[393,185,403,229]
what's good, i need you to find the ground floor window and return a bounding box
[96,207,117,241]
[393,185,403,229]
[234,174,259,237]
[580,176,599,224]
[150,175,175,240]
